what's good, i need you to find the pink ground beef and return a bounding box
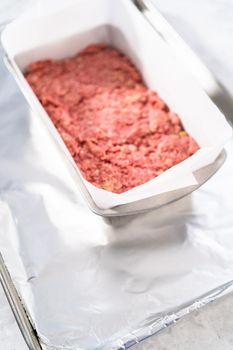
[25,44,199,193]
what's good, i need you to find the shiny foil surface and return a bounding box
[1,45,233,350]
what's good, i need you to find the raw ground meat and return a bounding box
[25,44,199,193]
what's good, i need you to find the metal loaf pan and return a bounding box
[1,0,231,216]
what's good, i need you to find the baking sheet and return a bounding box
[1,41,233,350]
[2,0,231,209]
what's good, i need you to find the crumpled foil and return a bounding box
[1,45,233,350]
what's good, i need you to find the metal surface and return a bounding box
[0,254,42,350]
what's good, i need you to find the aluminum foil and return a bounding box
[1,44,233,350]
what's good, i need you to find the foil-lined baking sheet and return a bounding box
[1,40,233,350]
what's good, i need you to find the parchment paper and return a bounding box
[1,0,231,208]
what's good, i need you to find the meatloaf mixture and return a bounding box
[25,44,199,193]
